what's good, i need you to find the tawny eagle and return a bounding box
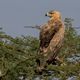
[36,10,65,71]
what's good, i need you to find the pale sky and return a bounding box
[0,0,80,37]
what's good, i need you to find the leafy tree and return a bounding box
[0,18,80,80]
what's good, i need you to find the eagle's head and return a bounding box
[45,10,61,20]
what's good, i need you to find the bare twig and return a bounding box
[24,25,41,30]
[74,27,80,29]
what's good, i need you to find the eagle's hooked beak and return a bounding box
[45,12,49,16]
[45,13,47,16]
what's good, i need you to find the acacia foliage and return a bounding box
[0,18,80,80]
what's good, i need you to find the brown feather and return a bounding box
[37,11,65,72]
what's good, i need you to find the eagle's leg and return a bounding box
[36,60,47,74]
[46,51,63,65]
[36,53,47,73]
[54,56,63,65]
[47,45,64,65]
[46,56,63,65]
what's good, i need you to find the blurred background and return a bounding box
[0,0,80,37]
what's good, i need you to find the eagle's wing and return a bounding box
[46,23,65,59]
[39,21,63,53]
[40,23,49,47]
[39,23,56,52]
